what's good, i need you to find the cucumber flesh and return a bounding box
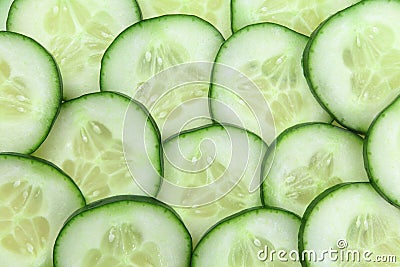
[53,195,191,267]
[232,0,360,36]
[158,124,267,245]
[262,123,368,216]
[210,23,331,144]
[303,0,400,132]
[0,0,13,29]
[136,0,232,38]
[366,95,400,207]
[300,183,400,266]
[0,31,61,153]
[0,153,85,267]
[192,207,301,266]
[100,15,224,139]
[7,0,141,99]
[33,92,162,203]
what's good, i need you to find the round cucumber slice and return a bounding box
[0,153,85,267]
[192,207,301,266]
[100,15,224,139]
[303,0,400,133]
[0,31,61,154]
[210,23,331,144]
[136,0,232,38]
[262,123,368,216]
[232,0,361,36]
[33,92,162,203]
[365,95,400,207]
[158,124,267,245]
[300,182,400,266]
[53,195,191,267]
[7,0,141,100]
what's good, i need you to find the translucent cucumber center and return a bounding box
[283,151,342,206]
[134,43,207,132]
[136,82,207,126]
[140,0,228,36]
[82,223,163,266]
[61,121,132,203]
[345,214,400,263]
[182,181,249,218]
[137,43,189,83]
[151,0,223,14]
[182,152,226,187]
[0,60,32,118]
[343,24,400,102]
[0,180,49,257]
[238,55,304,132]
[167,147,255,244]
[43,2,115,79]
[255,0,343,35]
[229,234,287,266]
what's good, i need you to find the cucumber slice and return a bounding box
[0,153,85,267]
[262,123,368,216]
[192,207,301,266]
[53,195,191,267]
[210,23,331,144]
[7,0,141,100]
[100,15,224,139]
[158,124,267,245]
[303,0,400,133]
[0,0,13,29]
[136,0,231,38]
[232,0,360,36]
[33,92,162,203]
[365,95,400,207]
[0,31,61,154]
[300,182,400,266]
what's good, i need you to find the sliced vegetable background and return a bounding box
[0,0,399,266]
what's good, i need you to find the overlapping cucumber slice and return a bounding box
[192,207,301,266]
[232,0,360,36]
[210,23,331,144]
[136,0,231,38]
[100,15,224,139]
[300,183,400,266]
[303,0,400,133]
[0,31,61,153]
[0,153,85,267]
[33,92,162,203]
[7,0,141,99]
[158,124,267,245]
[365,95,400,207]
[53,195,191,267]
[262,123,368,216]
